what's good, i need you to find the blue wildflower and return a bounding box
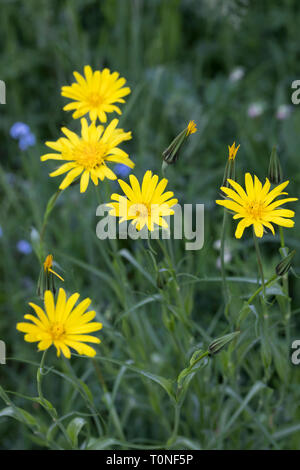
[0,226,2,237]
[114,163,131,178]
[10,122,36,151]
[19,132,36,151]
[17,240,32,255]
[10,122,30,139]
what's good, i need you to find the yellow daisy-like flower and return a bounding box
[216,173,298,238]
[108,170,178,231]
[41,118,134,193]
[61,66,131,122]
[228,141,240,160]
[17,289,102,358]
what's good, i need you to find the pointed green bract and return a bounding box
[268,145,283,184]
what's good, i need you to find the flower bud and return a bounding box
[162,120,197,165]
[276,249,296,276]
[268,145,283,184]
[208,331,240,356]
[37,254,64,298]
[222,142,239,188]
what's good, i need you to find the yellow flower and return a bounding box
[41,118,134,193]
[186,120,197,136]
[61,66,131,122]
[216,173,298,238]
[108,170,178,231]
[228,142,240,161]
[44,254,64,282]
[17,289,102,358]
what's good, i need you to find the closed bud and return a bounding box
[268,145,283,184]
[162,120,197,166]
[276,249,296,276]
[208,331,240,356]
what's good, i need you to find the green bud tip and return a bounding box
[208,331,240,356]
[276,249,296,276]
[268,145,283,184]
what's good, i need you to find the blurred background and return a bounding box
[1,0,300,450]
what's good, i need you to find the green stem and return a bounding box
[253,230,265,297]
[221,210,229,306]
[161,160,168,177]
[156,239,185,322]
[167,404,181,447]
[63,358,103,437]
[237,274,279,326]
[279,226,285,249]
[168,350,210,446]
[190,350,210,368]
[37,350,47,403]
[92,359,125,441]
[246,274,278,306]
[39,190,62,261]
[279,227,291,340]
[176,350,210,401]
[37,350,73,448]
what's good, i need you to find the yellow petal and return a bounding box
[254,222,264,238]
[64,340,97,357]
[55,288,67,322]
[245,173,254,198]
[59,167,83,190]
[44,290,55,322]
[227,179,248,201]
[80,171,90,193]
[235,219,251,239]
[50,162,76,177]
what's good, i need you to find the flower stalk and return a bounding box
[253,230,266,296]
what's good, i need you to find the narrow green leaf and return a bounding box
[119,249,156,286]
[67,417,87,448]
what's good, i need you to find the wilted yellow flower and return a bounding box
[41,118,134,193]
[186,120,197,136]
[17,288,102,358]
[37,254,64,297]
[108,170,178,231]
[222,142,239,187]
[162,120,197,165]
[228,142,240,161]
[216,173,298,238]
[61,66,131,122]
[44,254,64,281]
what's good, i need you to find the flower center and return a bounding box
[246,200,264,220]
[88,92,104,108]
[130,203,149,219]
[50,322,65,340]
[73,141,108,170]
